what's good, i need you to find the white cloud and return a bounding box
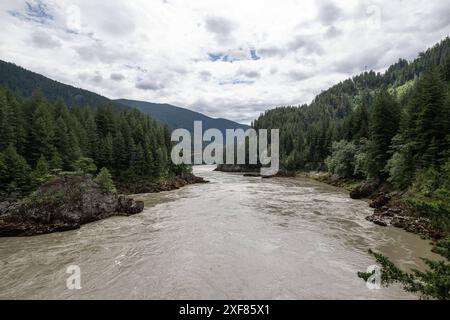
[0,0,449,124]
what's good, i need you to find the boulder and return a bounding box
[350,180,380,199]
[0,176,144,237]
[369,193,391,209]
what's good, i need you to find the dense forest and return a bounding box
[253,38,450,225]
[0,88,188,200]
[253,37,450,299]
[253,37,450,172]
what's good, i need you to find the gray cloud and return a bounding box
[334,44,390,74]
[258,35,324,58]
[77,72,104,84]
[238,69,261,79]
[136,79,164,91]
[205,16,236,42]
[199,70,212,81]
[30,31,61,48]
[287,35,325,55]
[92,74,103,83]
[258,46,283,57]
[4,0,450,124]
[74,41,132,63]
[287,71,310,82]
[325,26,341,39]
[110,73,125,81]
[317,0,342,26]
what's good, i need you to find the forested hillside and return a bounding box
[0,61,248,135]
[0,88,187,200]
[253,37,450,299]
[253,37,450,224]
[253,37,450,171]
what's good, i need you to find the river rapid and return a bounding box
[0,165,438,299]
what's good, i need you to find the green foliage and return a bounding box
[368,91,401,179]
[250,38,450,299]
[0,60,117,108]
[31,155,53,187]
[361,159,450,300]
[325,140,358,178]
[353,139,370,179]
[406,159,450,233]
[325,139,370,179]
[0,145,32,198]
[0,85,180,200]
[385,135,415,189]
[74,157,97,176]
[95,167,117,193]
[358,244,450,300]
[391,79,415,99]
[253,37,450,179]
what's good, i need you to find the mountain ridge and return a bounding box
[0,60,248,133]
[116,98,249,135]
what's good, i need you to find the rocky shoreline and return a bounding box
[117,173,209,194]
[214,164,260,173]
[0,176,145,237]
[0,173,208,237]
[307,172,443,240]
[214,164,296,178]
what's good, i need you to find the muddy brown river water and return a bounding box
[0,166,438,299]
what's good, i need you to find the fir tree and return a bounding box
[74,157,97,176]
[0,145,32,198]
[368,91,401,179]
[95,167,116,193]
[32,155,53,187]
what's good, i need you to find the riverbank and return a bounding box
[0,173,208,237]
[0,176,145,237]
[214,164,295,177]
[117,173,209,194]
[216,166,443,239]
[304,172,443,240]
[1,165,434,299]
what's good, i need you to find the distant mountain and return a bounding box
[116,99,249,134]
[0,60,248,134]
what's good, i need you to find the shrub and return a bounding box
[325,140,357,178]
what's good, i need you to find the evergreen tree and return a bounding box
[0,145,32,198]
[74,157,97,176]
[28,102,55,164]
[49,151,63,171]
[368,91,400,179]
[95,167,116,193]
[32,155,53,187]
[358,241,450,300]
[414,68,448,166]
[96,133,114,170]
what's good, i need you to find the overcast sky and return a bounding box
[1,0,449,124]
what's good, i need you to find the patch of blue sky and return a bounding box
[9,0,53,24]
[250,49,260,60]
[208,53,223,62]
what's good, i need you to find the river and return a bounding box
[0,165,438,299]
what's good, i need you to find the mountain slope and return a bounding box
[116,99,249,134]
[0,60,121,109]
[253,36,450,171]
[0,60,248,133]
